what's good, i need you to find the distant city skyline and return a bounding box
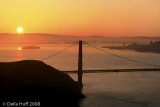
[0,0,160,36]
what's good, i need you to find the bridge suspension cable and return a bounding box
[42,42,78,61]
[83,41,160,68]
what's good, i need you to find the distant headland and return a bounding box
[103,40,160,53]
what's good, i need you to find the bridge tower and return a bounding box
[78,40,83,86]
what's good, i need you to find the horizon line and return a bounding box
[0,33,160,38]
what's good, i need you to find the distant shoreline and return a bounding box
[103,40,160,54]
[103,46,160,54]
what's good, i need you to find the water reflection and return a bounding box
[14,49,24,61]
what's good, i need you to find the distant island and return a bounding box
[22,46,40,49]
[103,40,160,53]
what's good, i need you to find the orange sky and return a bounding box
[0,0,160,36]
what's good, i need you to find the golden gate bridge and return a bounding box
[42,41,160,84]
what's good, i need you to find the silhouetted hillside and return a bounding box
[0,60,85,107]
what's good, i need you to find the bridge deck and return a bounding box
[63,68,160,73]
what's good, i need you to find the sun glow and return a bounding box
[17,28,23,33]
[18,47,22,50]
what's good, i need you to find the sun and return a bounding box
[17,27,23,33]
[18,47,22,50]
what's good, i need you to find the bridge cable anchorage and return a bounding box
[83,41,160,68]
[42,42,78,61]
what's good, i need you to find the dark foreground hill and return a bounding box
[0,60,85,107]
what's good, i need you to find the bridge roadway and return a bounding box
[63,68,160,73]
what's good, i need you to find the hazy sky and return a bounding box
[0,0,160,36]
